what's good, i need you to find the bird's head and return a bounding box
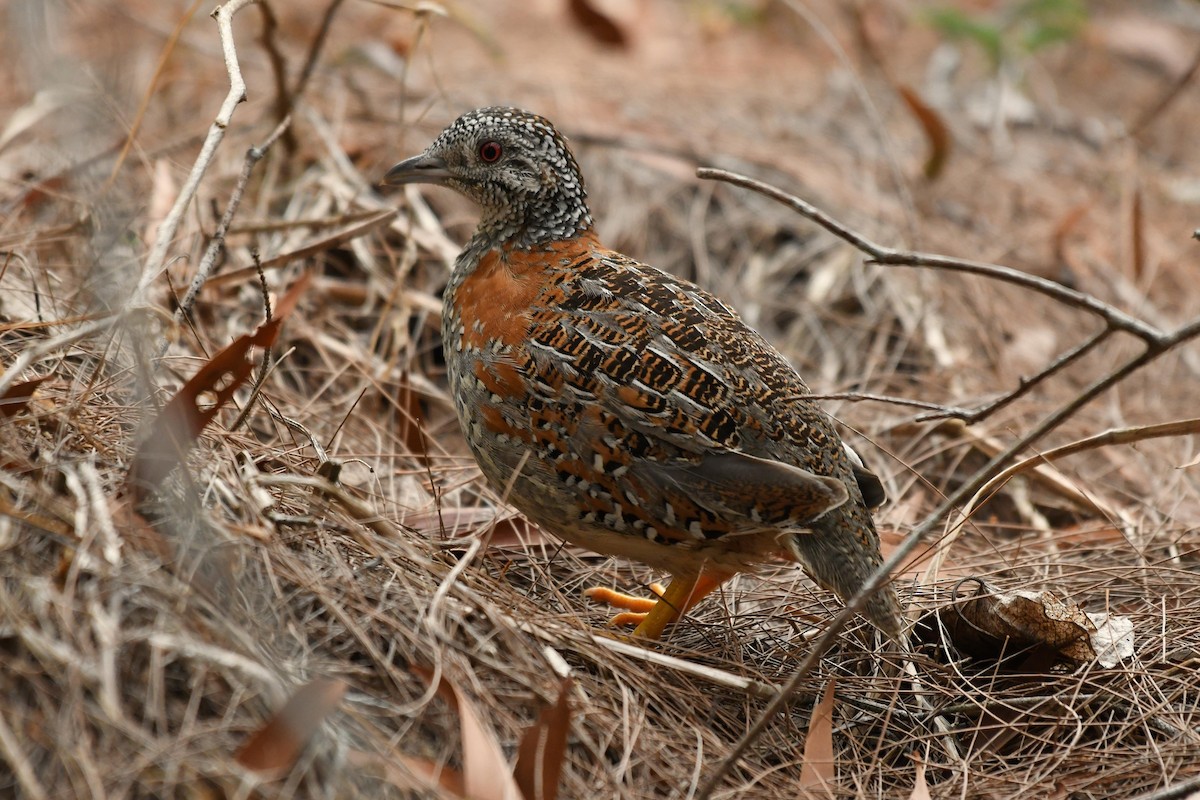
[382,107,593,248]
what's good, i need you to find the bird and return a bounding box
[382,107,902,640]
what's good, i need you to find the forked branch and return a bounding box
[696,167,1189,427]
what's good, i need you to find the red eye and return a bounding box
[479,141,502,163]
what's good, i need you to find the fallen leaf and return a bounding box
[412,665,524,800]
[514,678,572,800]
[395,754,466,796]
[897,85,951,180]
[942,579,1132,666]
[908,751,931,800]
[1087,612,1135,669]
[567,0,629,49]
[125,273,310,502]
[798,678,836,792]
[235,678,347,779]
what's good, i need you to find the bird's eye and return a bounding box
[478,141,503,163]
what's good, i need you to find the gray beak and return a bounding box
[380,153,452,187]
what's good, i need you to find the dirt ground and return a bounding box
[2,0,1200,797]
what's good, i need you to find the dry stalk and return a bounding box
[162,114,293,359]
[137,0,264,301]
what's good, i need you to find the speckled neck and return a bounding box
[467,168,594,252]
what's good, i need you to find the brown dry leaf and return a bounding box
[1129,185,1145,281]
[948,580,1093,661]
[0,375,49,419]
[798,678,836,793]
[235,678,347,779]
[514,678,572,800]
[394,754,467,797]
[566,0,629,49]
[897,85,951,181]
[346,749,466,797]
[125,273,311,502]
[412,665,524,800]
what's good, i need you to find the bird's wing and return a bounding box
[523,248,863,535]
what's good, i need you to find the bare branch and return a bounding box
[136,0,262,301]
[916,327,1114,423]
[696,167,1166,343]
[160,114,292,359]
[970,416,1200,513]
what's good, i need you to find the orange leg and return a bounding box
[584,574,729,639]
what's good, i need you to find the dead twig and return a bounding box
[137,0,262,301]
[161,114,292,359]
[969,417,1200,514]
[697,168,1164,343]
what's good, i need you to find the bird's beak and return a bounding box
[380,153,452,187]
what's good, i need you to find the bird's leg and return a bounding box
[584,573,729,639]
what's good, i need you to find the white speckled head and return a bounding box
[384,107,594,249]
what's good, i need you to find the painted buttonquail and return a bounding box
[383,107,902,639]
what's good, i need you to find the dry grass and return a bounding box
[2,1,1200,797]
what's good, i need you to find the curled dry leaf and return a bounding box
[897,85,951,181]
[235,678,347,779]
[125,273,311,503]
[943,579,1133,668]
[567,0,629,49]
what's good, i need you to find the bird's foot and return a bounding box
[584,574,727,639]
[583,583,667,628]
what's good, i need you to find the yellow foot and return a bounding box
[583,575,727,640]
[582,583,666,621]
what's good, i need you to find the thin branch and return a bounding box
[915,327,1114,423]
[159,114,292,359]
[970,417,1200,512]
[1127,772,1200,800]
[1132,42,1200,137]
[290,0,346,108]
[253,1,293,151]
[697,168,1166,344]
[802,391,959,415]
[136,0,261,301]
